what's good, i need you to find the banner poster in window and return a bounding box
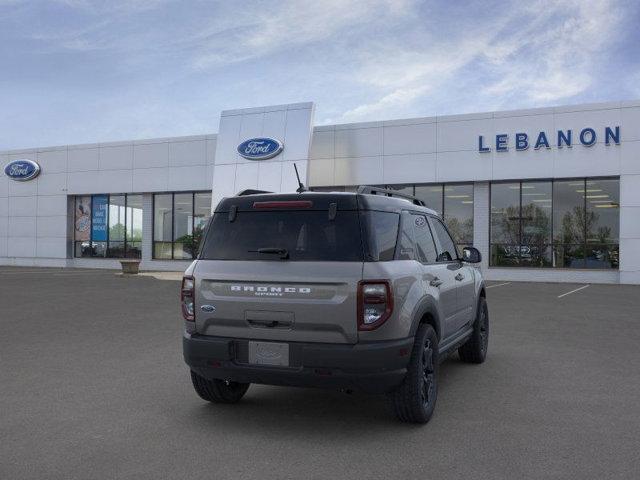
[91,195,108,242]
[74,196,91,241]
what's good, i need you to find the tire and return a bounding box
[458,296,489,364]
[388,324,438,424]
[190,370,250,404]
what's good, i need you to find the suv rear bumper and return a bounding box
[183,333,414,394]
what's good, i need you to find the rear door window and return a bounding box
[200,211,363,261]
[429,217,459,262]
[412,214,438,263]
[397,212,416,260]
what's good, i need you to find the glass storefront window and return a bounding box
[490,182,520,266]
[73,193,143,259]
[414,185,443,216]
[520,181,552,267]
[153,194,172,259]
[173,193,194,260]
[152,191,212,260]
[443,184,473,250]
[491,178,619,269]
[126,195,143,259]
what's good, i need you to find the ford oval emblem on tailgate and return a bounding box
[200,304,216,312]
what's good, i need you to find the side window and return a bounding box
[397,213,416,260]
[412,214,438,263]
[430,218,458,262]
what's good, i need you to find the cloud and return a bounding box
[334,0,627,122]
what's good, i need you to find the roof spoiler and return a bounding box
[357,186,426,207]
[236,189,273,196]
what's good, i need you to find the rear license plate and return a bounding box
[248,341,289,367]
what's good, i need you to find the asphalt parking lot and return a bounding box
[1,268,639,480]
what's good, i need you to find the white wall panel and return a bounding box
[234,162,259,193]
[8,196,37,217]
[99,144,133,170]
[97,169,133,193]
[8,178,37,196]
[215,114,243,165]
[37,149,67,173]
[8,217,36,237]
[169,140,206,167]
[167,165,208,191]
[134,142,169,169]
[258,162,283,191]
[262,110,286,143]
[437,151,492,182]
[382,154,437,184]
[37,172,67,195]
[282,106,315,162]
[308,158,335,186]
[7,237,36,257]
[68,147,99,172]
[37,215,67,237]
[438,118,494,152]
[211,164,237,208]
[553,142,620,178]
[383,123,436,155]
[492,145,554,180]
[620,140,640,175]
[310,130,334,160]
[620,174,640,206]
[0,216,7,236]
[67,171,102,195]
[620,107,640,142]
[0,198,6,217]
[133,167,169,192]
[334,156,383,185]
[335,127,382,158]
[37,195,67,217]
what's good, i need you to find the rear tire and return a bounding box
[388,324,438,424]
[458,297,489,364]
[190,370,250,404]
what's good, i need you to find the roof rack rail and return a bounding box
[356,185,426,207]
[236,189,273,196]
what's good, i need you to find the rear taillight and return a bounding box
[181,276,195,321]
[357,280,393,331]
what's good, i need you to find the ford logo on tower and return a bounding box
[237,137,283,160]
[4,159,41,181]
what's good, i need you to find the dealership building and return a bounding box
[1,100,639,284]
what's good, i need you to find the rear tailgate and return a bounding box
[194,260,362,344]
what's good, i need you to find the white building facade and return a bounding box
[1,100,639,284]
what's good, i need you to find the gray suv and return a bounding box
[182,186,488,423]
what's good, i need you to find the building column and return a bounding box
[141,193,153,263]
[473,182,490,273]
[619,174,640,284]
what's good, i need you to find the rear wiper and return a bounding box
[248,247,290,260]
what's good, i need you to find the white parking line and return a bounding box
[486,282,511,289]
[557,284,590,298]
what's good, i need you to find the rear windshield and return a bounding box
[200,211,364,261]
[200,209,401,262]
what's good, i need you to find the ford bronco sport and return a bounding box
[182,186,488,423]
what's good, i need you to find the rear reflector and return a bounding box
[253,200,313,209]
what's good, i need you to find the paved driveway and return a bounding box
[1,268,639,479]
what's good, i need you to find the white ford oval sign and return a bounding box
[237,138,283,160]
[4,159,41,181]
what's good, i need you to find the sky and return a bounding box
[1,0,639,150]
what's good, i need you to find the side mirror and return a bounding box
[462,246,482,263]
